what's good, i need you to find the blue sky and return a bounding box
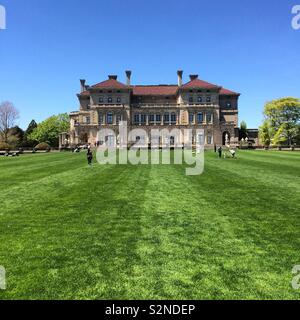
[0,0,299,129]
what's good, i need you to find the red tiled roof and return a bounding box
[91,79,128,89]
[78,78,239,97]
[132,85,178,96]
[181,79,221,89]
[220,88,240,96]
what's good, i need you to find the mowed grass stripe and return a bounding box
[130,164,242,299]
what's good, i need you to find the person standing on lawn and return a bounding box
[218,146,222,159]
[87,149,93,166]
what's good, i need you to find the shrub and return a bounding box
[0,142,10,151]
[35,142,51,151]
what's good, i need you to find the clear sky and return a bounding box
[0,0,299,129]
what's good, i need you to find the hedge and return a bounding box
[35,142,51,151]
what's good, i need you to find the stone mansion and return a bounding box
[63,71,240,148]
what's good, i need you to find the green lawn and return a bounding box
[0,150,300,300]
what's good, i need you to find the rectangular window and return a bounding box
[197,113,203,124]
[98,113,103,125]
[108,97,113,104]
[206,113,212,123]
[171,113,177,124]
[189,97,194,104]
[107,113,113,124]
[189,113,194,124]
[164,114,170,124]
[149,114,155,123]
[117,97,121,104]
[86,116,90,124]
[197,96,202,103]
[206,96,211,103]
[116,114,122,125]
[107,135,115,147]
[141,114,146,124]
[156,114,161,123]
[134,114,140,125]
[198,133,205,145]
[207,135,212,145]
[99,97,103,103]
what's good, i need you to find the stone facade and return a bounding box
[65,71,240,149]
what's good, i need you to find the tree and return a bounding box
[0,101,19,143]
[295,125,300,145]
[25,120,37,136]
[29,113,70,147]
[259,120,274,147]
[263,97,300,146]
[21,120,38,148]
[240,121,248,140]
[7,126,24,147]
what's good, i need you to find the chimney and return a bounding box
[80,79,86,93]
[126,70,132,86]
[108,75,118,80]
[177,70,183,87]
[189,74,199,81]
